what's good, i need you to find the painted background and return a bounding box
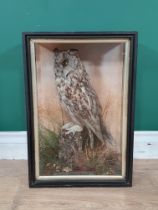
[0,0,158,131]
[35,42,124,150]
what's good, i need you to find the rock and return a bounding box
[62,166,72,173]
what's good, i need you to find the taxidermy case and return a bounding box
[23,32,137,187]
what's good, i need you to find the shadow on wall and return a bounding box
[0,45,26,131]
[40,43,122,66]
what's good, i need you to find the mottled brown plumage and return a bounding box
[54,48,112,148]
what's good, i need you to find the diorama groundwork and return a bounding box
[39,124,121,176]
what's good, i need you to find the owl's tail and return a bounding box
[99,119,114,146]
[101,125,113,145]
[85,118,114,147]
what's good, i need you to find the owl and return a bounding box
[53,48,113,149]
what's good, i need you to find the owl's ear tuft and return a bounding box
[53,48,59,54]
[69,49,79,55]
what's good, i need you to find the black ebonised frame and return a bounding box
[23,32,137,187]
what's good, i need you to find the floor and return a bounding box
[0,160,158,210]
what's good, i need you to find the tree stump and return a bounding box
[58,122,85,168]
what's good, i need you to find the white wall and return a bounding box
[0,131,158,159]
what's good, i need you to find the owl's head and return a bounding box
[54,48,80,78]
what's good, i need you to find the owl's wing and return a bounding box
[61,79,111,144]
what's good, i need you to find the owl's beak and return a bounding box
[65,70,72,77]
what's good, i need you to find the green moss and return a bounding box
[39,125,59,175]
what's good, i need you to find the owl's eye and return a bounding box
[62,59,68,67]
